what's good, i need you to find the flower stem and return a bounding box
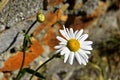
[15,20,37,80]
[30,53,60,80]
[26,20,37,34]
[15,51,26,80]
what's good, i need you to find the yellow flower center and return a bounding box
[67,39,80,52]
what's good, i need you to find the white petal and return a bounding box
[60,47,70,55]
[78,50,89,64]
[79,54,87,65]
[56,50,61,53]
[60,30,69,40]
[81,49,91,54]
[63,25,65,28]
[74,30,78,35]
[82,41,93,45]
[81,45,93,50]
[66,28,72,38]
[79,49,89,60]
[63,27,71,39]
[64,52,70,63]
[78,51,87,65]
[75,52,82,64]
[85,51,91,54]
[79,34,88,41]
[69,52,74,65]
[76,29,83,39]
[54,45,64,49]
[56,36,67,42]
[60,26,70,39]
[80,51,89,59]
[63,25,66,29]
[55,46,65,53]
[59,41,67,45]
[60,50,65,55]
[70,28,74,38]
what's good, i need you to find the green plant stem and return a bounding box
[26,20,37,34]
[30,53,60,80]
[88,62,104,80]
[16,51,26,80]
[15,20,37,80]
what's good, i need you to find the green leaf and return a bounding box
[25,34,32,44]
[16,68,27,80]
[24,68,45,79]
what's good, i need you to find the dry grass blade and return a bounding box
[0,0,9,12]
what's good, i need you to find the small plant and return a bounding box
[15,13,93,80]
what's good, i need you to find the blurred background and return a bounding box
[0,0,120,80]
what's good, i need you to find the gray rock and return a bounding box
[45,58,83,80]
[0,0,46,54]
[0,27,18,53]
[0,23,5,32]
[89,11,119,45]
[79,0,99,15]
[0,72,4,80]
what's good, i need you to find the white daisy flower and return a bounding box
[54,25,93,65]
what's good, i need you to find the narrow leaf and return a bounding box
[24,68,45,79]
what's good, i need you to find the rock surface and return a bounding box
[0,0,120,80]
